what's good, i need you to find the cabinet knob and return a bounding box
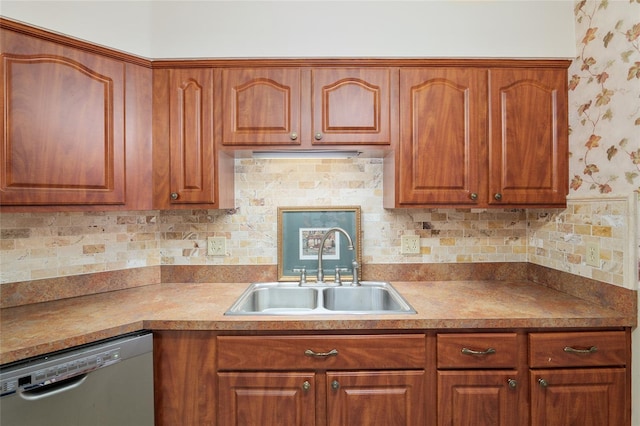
[314,132,323,141]
[290,132,298,140]
[302,381,311,391]
[469,192,478,201]
[170,192,179,200]
[538,378,548,388]
[508,379,517,389]
[331,380,340,390]
[494,193,503,201]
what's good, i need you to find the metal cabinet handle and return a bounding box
[507,379,517,389]
[470,192,478,201]
[302,381,311,391]
[170,192,179,200]
[494,193,502,201]
[331,380,340,390]
[314,132,323,141]
[304,349,338,358]
[290,132,298,140]
[538,378,548,388]
[564,346,598,354]
[461,347,496,356]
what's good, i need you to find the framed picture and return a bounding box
[278,206,362,282]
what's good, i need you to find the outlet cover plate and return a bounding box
[207,237,226,256]
[586,242,600,267]
[401,235,420,254]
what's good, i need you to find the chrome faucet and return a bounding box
[316,227,359,285]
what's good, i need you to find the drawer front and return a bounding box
[437,333,518,369]
[217,334,426,370]
[529,331,627,368]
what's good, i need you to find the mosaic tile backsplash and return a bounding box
[0,158,636,290]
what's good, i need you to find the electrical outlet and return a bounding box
[207,237,226,256]
[586,242,600,267]
[401,235,421,254]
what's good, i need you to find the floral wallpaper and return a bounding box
[569,0,640,195]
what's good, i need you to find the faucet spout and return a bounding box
[316,227,354,283]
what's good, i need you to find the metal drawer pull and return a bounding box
[507,379,517,389]
[538,378,548,388]
[461,347,496,356]
[302,381,311,391]
[304,349,338,358]
[331,380,340,390]
[564,346,598,354]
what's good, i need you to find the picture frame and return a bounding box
[277,206,362,282]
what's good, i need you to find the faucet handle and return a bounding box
[293,267,307,285]
[334,267,350,285]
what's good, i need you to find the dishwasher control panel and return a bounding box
[0,331,152,399]
[1,347,121,396]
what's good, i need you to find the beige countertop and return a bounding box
[0,280,634,365]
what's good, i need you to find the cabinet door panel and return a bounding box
[530,368,626,426]
[489,68,568,205]
[169,68,215,204]
[1,50,125,205]
[311,68,391,145]
[438,370,521,426]
[221,68,301,146]
[218,372,315,426]
[399,68,486,205]
[327,370,425,426]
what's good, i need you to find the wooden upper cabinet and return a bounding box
[218,67,394,147]
[1,37,126,206]
[169,68,215,204]
[153,68,234,209]
[310,68,392,145]
[219,68,302,146]
[389,63,569,208]
[489,68,568,206]
[397,68,486,205]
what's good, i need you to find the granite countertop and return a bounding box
[0,280,634,365]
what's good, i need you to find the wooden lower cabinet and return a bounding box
[437,370,521,426]
[218,370,425,426]
[327,370,426,426]
[153,330,631,426]
[530,368,626,426]
[218,372,316,426]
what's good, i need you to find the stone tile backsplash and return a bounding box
[1,159,636,290]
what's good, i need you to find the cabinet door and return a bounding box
[398,68,487,205]
[220,68,302,146]
[488,68,568,206]
[326,370,426,426]
[168,68,216,204]
[218,372,315,426]
[311,68,392,145]
[1,41,125,205]
[438,370,522,426]
[530,368,627,426]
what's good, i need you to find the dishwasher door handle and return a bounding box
[18,374,88,401]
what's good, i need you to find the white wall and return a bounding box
[2,1,575,59]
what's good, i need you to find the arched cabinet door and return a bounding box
[488,68,568,206]
[1,45,126,206]
[219,68,302,146]
[311,68,392,145]
[398,68,486,206]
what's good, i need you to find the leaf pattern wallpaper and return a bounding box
[569,0,640,195]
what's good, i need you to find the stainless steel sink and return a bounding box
[224,281,416,315]
[322,286,408,312]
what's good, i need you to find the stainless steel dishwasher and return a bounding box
[0,331,154,426]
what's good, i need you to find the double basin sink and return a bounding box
[225,281,416,315]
